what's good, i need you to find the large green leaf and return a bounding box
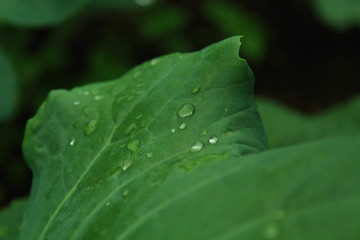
[0,198,28,240]
[0,49,17,121]
[0,0,89,26]
[257,96,360,148]
[21,36,268,239]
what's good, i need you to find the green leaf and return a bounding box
[0,198,28,240]
[0,0,89,26]
[21,36,268,239]
[0,49,17,121]
[257,96,360,148]
[313,0,360,30]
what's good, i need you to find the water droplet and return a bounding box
[128,95,134,101]
[136,114,143,120]
[179,122,187,130]
[191,141,204,152]
[105,201,110,207]
[85,120,97,135]
[224,108,229,112]
[150,58,160,65]
[178,104,195,118]
[69,138,76,146]
[134,0,154,7]
[121,160,133,171]
[83,91,90,95]
[73,101,80,105]
[127,140,140,152]
[209,136,218,144]
[263,223,280,239]
[123,189,129,197]
[146,152,154,158]
[125,123,137,135]
[200,129,208,136]
[191,85,201,94]
[132,71,140,78]
[94,95,104,101]
[171,128,176,133]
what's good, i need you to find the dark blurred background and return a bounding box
[0,0,359,208]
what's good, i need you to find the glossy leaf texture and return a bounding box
[0,198,28,240]
[21,36,268,239]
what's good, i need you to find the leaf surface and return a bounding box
[0,198,28,240]
[21,36,268,239]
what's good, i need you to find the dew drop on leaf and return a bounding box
[121,160,133,171]
[123,189,129,197]
[200,129,208,136]
[94,95,104,101]
[178,104,195,118]
[263,223,280,239]
[209,136,218,144]
[73,101,80,105]
[105,201,110,207]
[150,58,160,66]
[179,122,187,130]
[127,140,140,152]
[191,141,204,152]
[85,119,97,135]
[171,128,176,133]
[125,123,137,135]
[69,138,76,146]
[146,152,153,158]
[191,85,201,94]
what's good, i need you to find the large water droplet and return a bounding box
[121,160,133,171]
[73,101,80,105]
[263,223,280,239]
[191,141,204,152]
[127,140,140,152]
[178,104,195,118]
[179,122,187,130]
[146,152,154,158]
[69,138,76,146]
[171,128,176,133]
[85,120,97,135]
[209,136,218,144]
[191,86,201,94]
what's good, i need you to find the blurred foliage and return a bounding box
[0,49,17,121]
[257,96,360,148]
[0,197,27,240]
[0,0,359,209]
[313,0,360,31]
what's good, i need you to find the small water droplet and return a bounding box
[125,123,137,135]
[191,141,204,152]
[85,120,97,135]
[83,91,90,95]
[105,201,110,207]
[224,108,229,112]
[132,71,140,78]
[146,152,154,158]
[191,85,201,94]
[150,58,160,65]
[179,122,187,130]
[123,189,129,197]
[263,223,280,239]
[128,95,134,101]
[171,128,176,133]
[200,129,208,136]
[127,140,140,152]
[209,136,218,144]
[73,101,80,105]
[136,114,143,120]
[178,104,195,118]
[94,95,104,101]
[134,0,154,7]
[69,138,76,146]
[121,160,133,171]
